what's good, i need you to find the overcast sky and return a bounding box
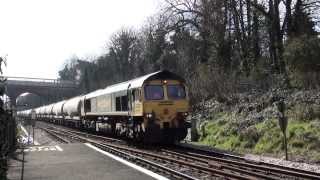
[0,0,159,79]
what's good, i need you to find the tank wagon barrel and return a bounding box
[62,96,82,117]
[52,101,66,116]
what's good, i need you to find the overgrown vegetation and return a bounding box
[199,98,320,162]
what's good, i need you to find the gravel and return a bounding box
[244,154,320,173]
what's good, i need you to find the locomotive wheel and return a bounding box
[133,124,144,142]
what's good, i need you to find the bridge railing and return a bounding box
[0,76,79,88]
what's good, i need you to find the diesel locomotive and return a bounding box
[17,70,190,143]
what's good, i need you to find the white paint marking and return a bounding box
[55,145,63,152]
[23,146,63,152]
[30,147,37,152]
[50,147,57,151]
[85,143,169,180]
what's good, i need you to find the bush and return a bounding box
[292,104,317,121]
[254,119,283,153]
[239,126,260,148]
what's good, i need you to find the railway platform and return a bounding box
[7,143,167,180]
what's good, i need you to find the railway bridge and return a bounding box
[0,76,79,109]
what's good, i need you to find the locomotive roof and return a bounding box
[85,70,184,99]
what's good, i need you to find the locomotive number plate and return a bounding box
[159,101,174,105]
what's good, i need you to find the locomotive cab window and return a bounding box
[167,85,186,99]
[144,85,164,100]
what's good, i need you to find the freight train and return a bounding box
[17,70,190,143]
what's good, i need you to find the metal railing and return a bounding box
[0,76,79,88]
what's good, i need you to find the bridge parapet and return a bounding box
[0,76,79,88]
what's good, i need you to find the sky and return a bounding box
[0,0,159,79]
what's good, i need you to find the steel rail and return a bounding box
[41,128,71,143]
[177,143,320,177]
[170,147,320,179]
[92,143,200,180]
[161,149,279,180]
[43,123,123,143]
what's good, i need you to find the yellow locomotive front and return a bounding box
[141,79,190,143]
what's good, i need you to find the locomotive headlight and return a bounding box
[178,112,189,117]
[146,113,153,118]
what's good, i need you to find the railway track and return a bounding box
[172,144,320,179]
[38,122,320,180]
[42,128,71,143]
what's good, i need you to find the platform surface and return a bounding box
[7,143,159,180]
